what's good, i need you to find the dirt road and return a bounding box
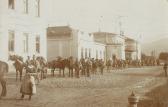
[0,66,166,107]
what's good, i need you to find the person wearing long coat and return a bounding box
[99,59,105,75]
[86,59,92,77]
[163,63,168,77]
[20,73,36,100]
[74,59,80,78]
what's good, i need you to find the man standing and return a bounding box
[74,58,80,78]
[163,62,167,77]
[86,58,92,77]
[25,56,31,66]
[32,55,37,68]
[99,59,105,75]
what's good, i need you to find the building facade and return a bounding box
[47,26,141,62]
[93,32,126,60]
[125,37,141,60]
[0,0,50,62]
[47,26,106,61]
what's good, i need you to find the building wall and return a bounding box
[110,36,125,60]
[94,33,125,60]
[47,39,72,61]
[92,43,106,60]
[137,42,141,60]
[77,31,105,60]
[125,39,141,60]
[0,0,49,61]
[106,45,125,60]
[125,52,137,60]
[47,28,106,61]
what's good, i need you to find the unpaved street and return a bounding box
[0,66,166,107]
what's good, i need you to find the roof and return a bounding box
[47,26,73,37]
[125,49,136,52]
[125,37,137,42]
[92,31,126,39]
[92,32,117,35]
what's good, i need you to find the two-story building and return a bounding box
[0,0,50,62]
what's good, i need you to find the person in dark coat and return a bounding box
[163,63,168,77]
[99,59,105,75]
[20,73,36,100]
[80,58,86,75]
[74,59,80,78]
[106,59,112,72]
[85,58,92,77]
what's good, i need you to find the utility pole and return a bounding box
[117,15,125,36]
[98,16,103,32]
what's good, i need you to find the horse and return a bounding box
[48,60,57,76]
[12,55,25,81]
[0,60,8,98]
[58,58,68,77]
[48,57,68,77]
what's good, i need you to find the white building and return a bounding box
[93,32,126,60]
[0,0,51,62]
[125,37,141,60]
[47,26,142,61]
[47,26,106,61]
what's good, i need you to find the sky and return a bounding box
[48,0,168,44]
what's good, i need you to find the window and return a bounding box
[89,48,91,58]
[23,0,29,13]
[81,48,83,58]
[35,0,40,17]
[96,50,98,59]
[100,51,102,59]
[85,48,87,58]
[104,51,106,60]
[36,36,40,53]
[8,31,15,52]
[23,33,29,53]
[8,0,15,9]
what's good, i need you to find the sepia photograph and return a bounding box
[0,0,168,107]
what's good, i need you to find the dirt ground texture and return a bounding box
[0,66,167,107]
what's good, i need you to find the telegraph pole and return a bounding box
[117,15,125,36]
[98,16,103,32]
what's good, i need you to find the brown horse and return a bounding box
[48,58,68,77]
[0,60,8,98]
[12,55,25,81]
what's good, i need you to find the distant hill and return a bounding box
[142,38,168,56]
